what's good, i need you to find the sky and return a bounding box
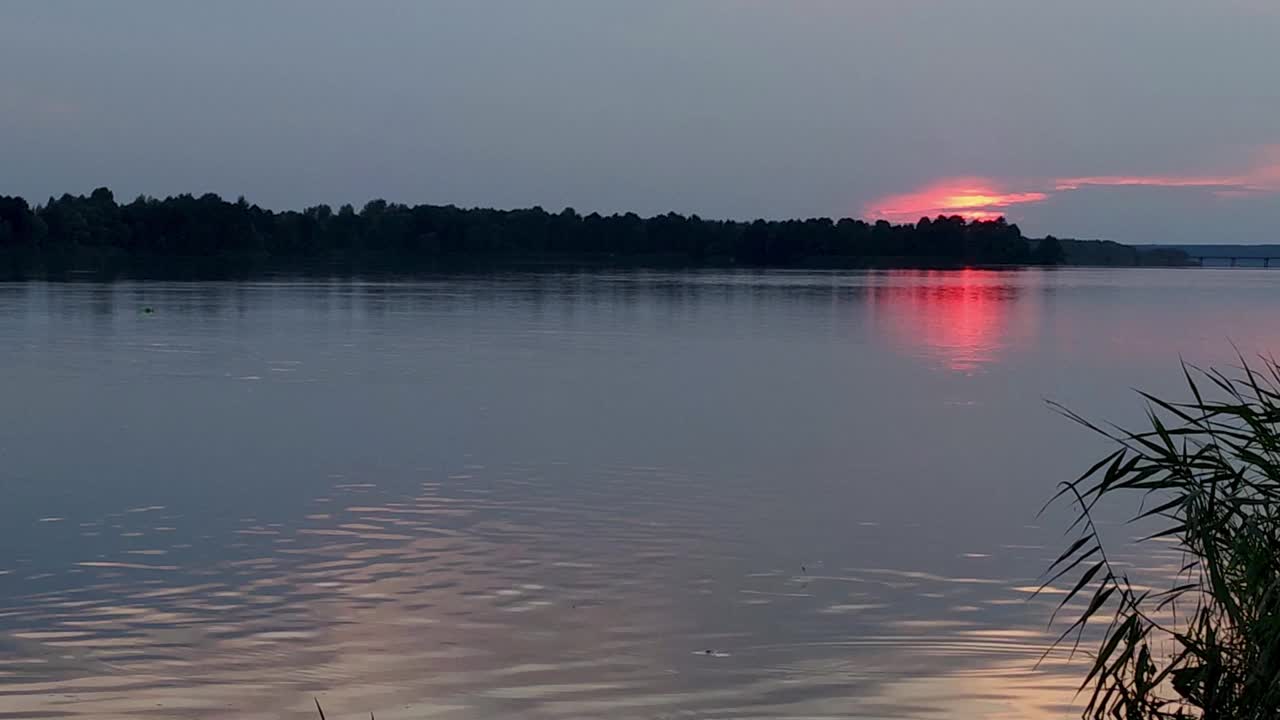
[2,0,1277,244]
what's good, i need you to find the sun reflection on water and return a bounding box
[869,269,1042,373]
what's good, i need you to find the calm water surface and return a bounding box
[0,269,1277,719]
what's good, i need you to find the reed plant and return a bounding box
[1044,357,1280,719]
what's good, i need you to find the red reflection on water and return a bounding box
[870,269,1025,372]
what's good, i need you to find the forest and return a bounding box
[0,188,1175,278]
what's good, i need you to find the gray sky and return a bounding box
[3,0,1277,243]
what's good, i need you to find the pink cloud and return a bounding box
[1056,146,1280,195]
[863,145,1280,223]
[864,178,1049,223]
[1053,175,1242,191]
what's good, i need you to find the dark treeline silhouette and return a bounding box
[1057,238,1190,267]
[0,187,1082,278]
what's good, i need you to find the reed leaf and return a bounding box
[1046,356,1280,719]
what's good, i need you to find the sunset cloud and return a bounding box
[1062,147,1280,195]
[1053,175,1243,191]
[864,179,1049,223]
[865,146,1280,224]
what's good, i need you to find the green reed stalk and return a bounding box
[1044,355,1280,719]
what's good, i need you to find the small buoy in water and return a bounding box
[142,307,155,314]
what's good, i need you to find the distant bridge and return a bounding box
[1188,255,1280,268]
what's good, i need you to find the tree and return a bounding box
[1035,235,1064,265]
[0,186,1070,276]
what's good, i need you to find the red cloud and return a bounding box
[864,178,1049,223]
[863,146,1280,224]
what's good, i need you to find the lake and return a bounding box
[0,268,1277,719]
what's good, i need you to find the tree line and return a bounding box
[0,187,1068,277]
